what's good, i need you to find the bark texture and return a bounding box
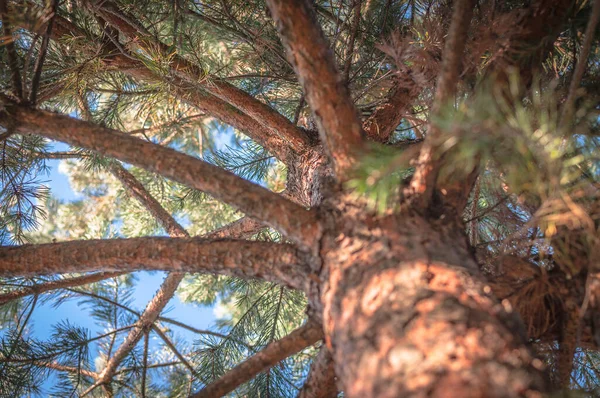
[0,238,308,290]
[297,346,338,398]
[1,105,321,247]
[317,199,547,397]
[267,0,364,179]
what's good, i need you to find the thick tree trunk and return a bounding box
[317,200,548,397]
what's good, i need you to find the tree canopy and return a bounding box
[0,0,600,397]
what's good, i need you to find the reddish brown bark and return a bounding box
[317,201,547,397]
[18,4,304,163]
[0,238,308,290]
[93,0,313,155]
[408,0,475,209]
[297,347,338,398]
[362,78,420,143]
[0,272,125,305]
[1,105,321,248]
[266,0,364,179]
[190,321,323,398]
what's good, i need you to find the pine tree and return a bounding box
[0,0,599,396]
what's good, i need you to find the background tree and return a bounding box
[0,0,599,397]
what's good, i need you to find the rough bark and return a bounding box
[297,346,338,398]
[0,105,321,248]
[267,0,364,179]
[190,321,323,398]
[0,238,308,290]
[317,199,547,397]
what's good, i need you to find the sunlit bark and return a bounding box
[267,0,364,179]
[1,105,321,247]
[0,238,308,290]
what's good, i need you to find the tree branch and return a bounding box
[362,76,420,143]
[0,105,321,248]
[561,0,600,125]
[408,0,475,209]
[266,0,364,180]
[109,163,188,238]
[189,321,323,398]
[0,238,309,290]
[28,0,59,104]
[92,1,313,156]
[18,2,308,163]
[0,272,125,305]
[0,0,24,99]
[297,346,338,398]
[342,0,361,85]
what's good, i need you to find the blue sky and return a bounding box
[17,148,218,391]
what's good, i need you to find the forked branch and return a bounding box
[266,0,364,179]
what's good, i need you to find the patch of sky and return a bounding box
[11,137,221,394]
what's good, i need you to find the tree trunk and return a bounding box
[316,198,548,397]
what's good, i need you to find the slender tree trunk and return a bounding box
[316,199,548,397]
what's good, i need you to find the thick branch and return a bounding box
[0,238,309,290]
[0,272,125,304]
[189,321,323,398]
[0,105,321,248]
[93,1,312,155]
[266,0,364,179]
[19,3,306,163]
[408,0,475,208]
[297,346,338,398]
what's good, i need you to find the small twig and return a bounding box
[141,330,149,398]
[152,326,196,374]
[343,0,362,84]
